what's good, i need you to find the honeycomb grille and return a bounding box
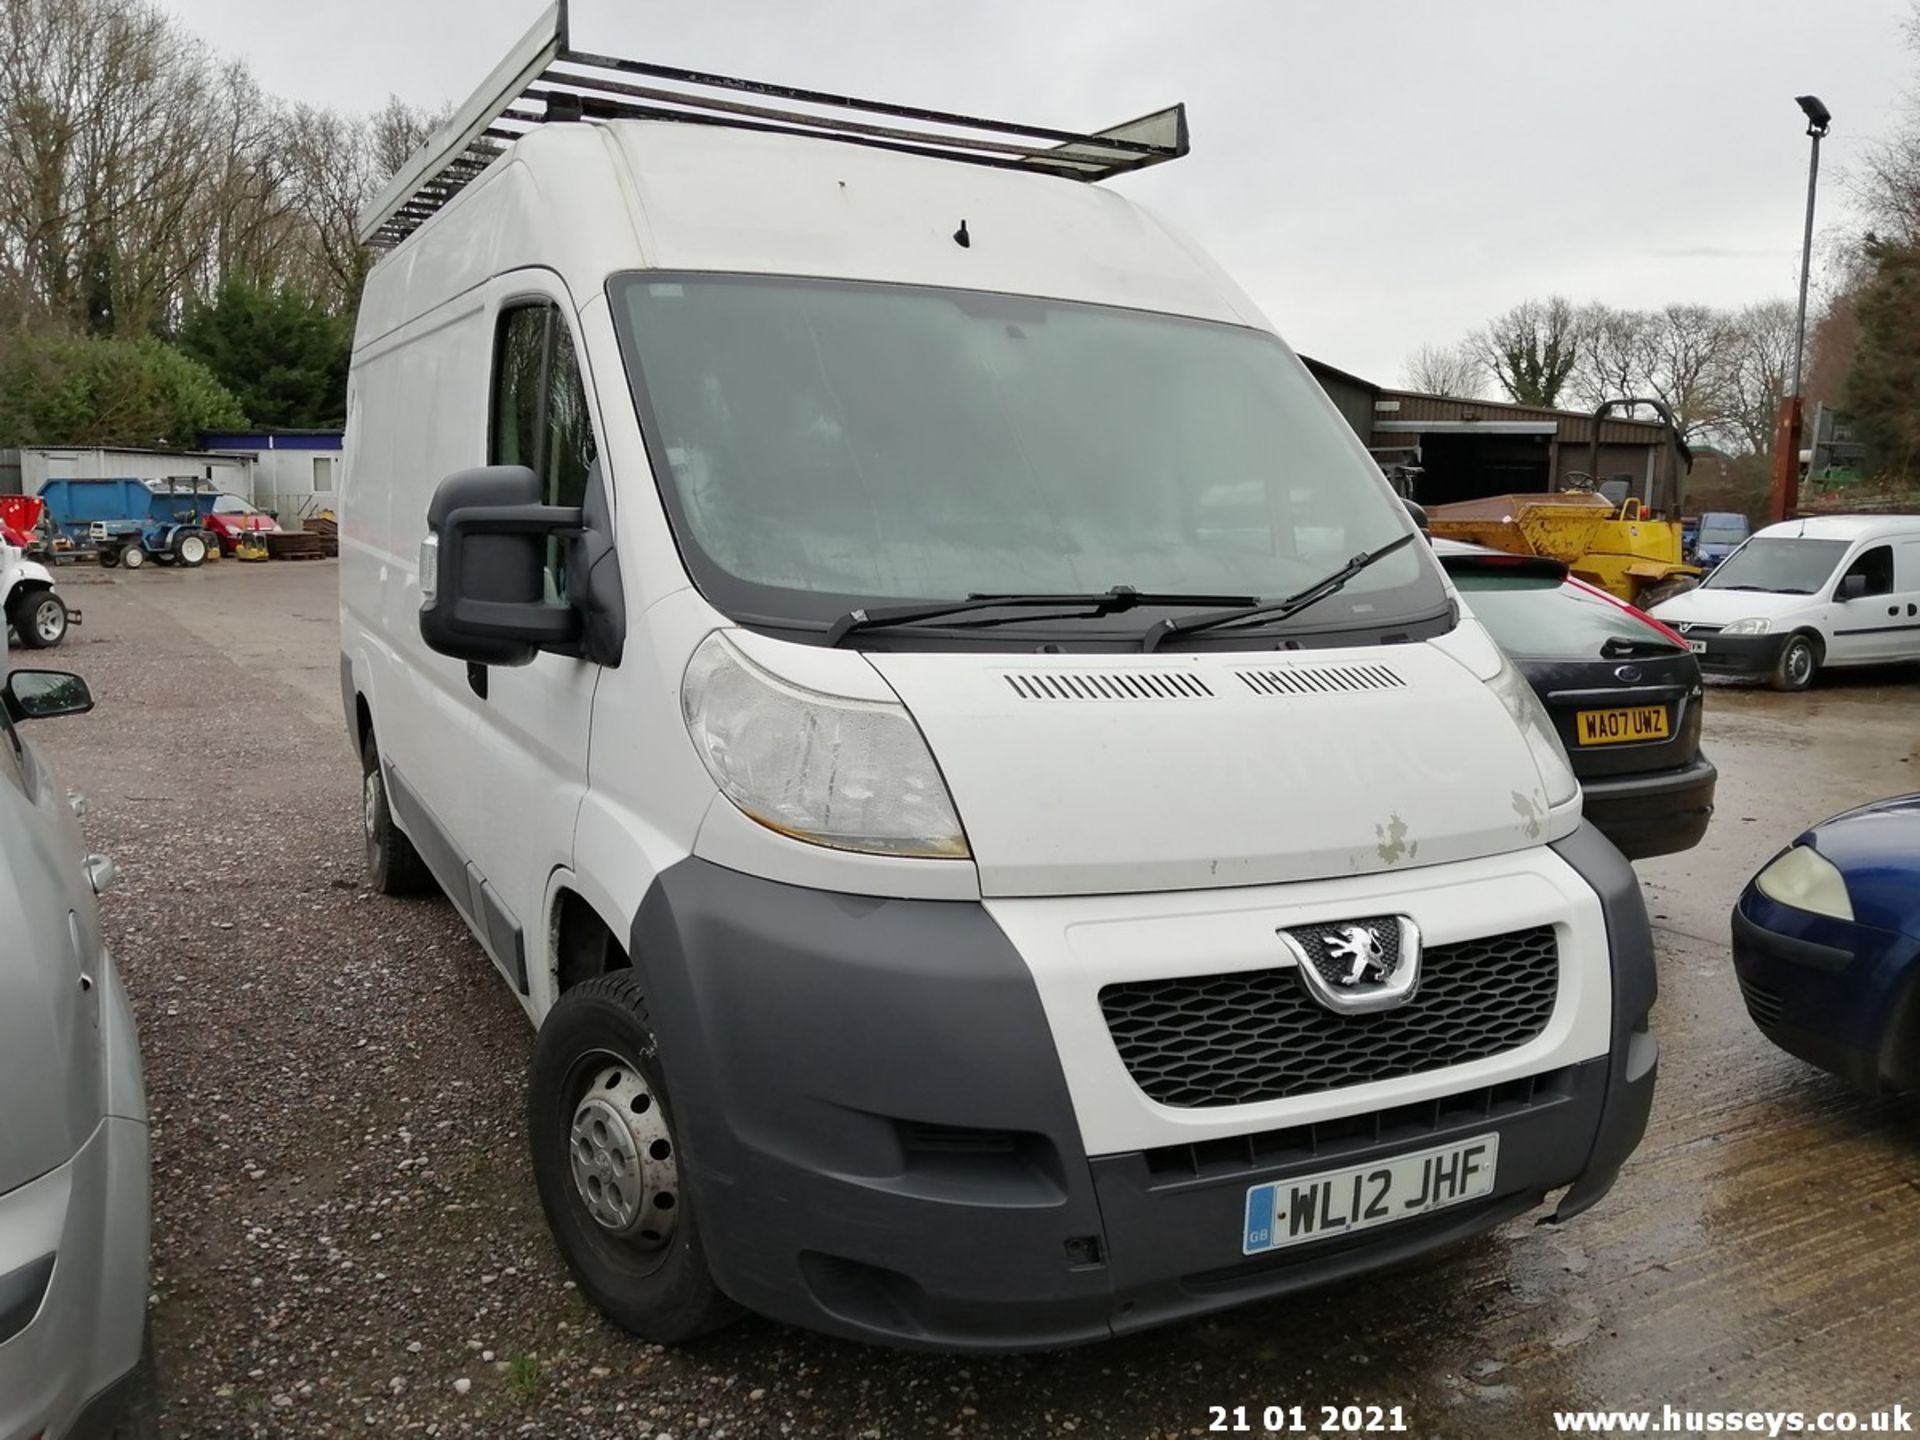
[1100,926,1560,1108]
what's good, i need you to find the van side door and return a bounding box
[1892,536,1920,661]
[1827,542,1900,664]
[459,273,608,1003]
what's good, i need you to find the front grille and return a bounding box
[1140,1066,1579,1184]
[1738,976,1785,1031]
[1100,926,1559,1108]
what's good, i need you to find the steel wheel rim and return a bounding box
[32,601,62,642]
[568,1056,679,1246]
[1788,643,1812,685]
[363,771,381,839]
[181,536,206,563]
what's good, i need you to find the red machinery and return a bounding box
[0,496,46,550]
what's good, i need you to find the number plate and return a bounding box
[1242,1134,1499,1255]
[1575,704,1670,745]
[1688,639,1708,654]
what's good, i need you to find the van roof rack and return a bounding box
[356,0,1188,250]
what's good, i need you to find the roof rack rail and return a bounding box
[356,0,1188,250]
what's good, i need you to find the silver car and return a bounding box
[0,665,152,1439]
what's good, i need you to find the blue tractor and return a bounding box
[38,478,216,571]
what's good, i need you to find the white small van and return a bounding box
[339,4,1657,1350]
[1652,515,1920,691]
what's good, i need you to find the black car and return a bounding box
[1438,542,1717,860]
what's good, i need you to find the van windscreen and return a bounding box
[610,274,1441,639]
[1702,538,1848,595]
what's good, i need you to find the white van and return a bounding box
[1652,515,1920,691]
[339,5,1657,1350]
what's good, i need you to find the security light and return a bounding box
[1796,95,1831,136]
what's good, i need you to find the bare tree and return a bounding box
[1627,304,1739,444]
[1567,304,1648,411]
[1401,342,1483,398]
[1470,297,1581,408]
[1719,300,1797,453]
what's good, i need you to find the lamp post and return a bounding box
[1771,94,1831,523]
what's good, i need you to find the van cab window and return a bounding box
[489,301,600,596]
[611,274,1441,643]
[1702,537,1848,595]
[1838,544,1893,598]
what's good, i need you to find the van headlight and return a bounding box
[1754,845,1853,921]
[1485,651,1579,809]
[681,632,969,859]
[1721,617,1771,635]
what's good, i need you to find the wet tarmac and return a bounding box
[25,560,1920,1438]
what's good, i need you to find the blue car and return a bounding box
[1732,794,1920,1094]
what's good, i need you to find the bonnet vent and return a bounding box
[1237,664,1405,696]
[1004,671,1213,701]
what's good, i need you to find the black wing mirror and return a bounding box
[1835,573,1868,602]
[3,669,94,723]
[419,467,583,667]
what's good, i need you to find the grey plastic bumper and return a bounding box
[629,831,1657,1350]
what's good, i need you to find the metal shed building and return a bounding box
[1302,359,1681,510]
[1,445,256,500]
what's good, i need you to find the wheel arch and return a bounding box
[544,872,635,1015]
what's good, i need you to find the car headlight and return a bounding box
[1754,844,1853,921]
[1721,617,1771,635]
[1484,650,1579,809]
[681,632,969,859]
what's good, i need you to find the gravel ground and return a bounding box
[22,558,1920,1440]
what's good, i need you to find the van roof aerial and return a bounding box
[356,0,1189,251]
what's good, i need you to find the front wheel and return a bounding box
[9,590,68,648]
[1771,633,1820,692]
[119,544,147,571]
[528,972,737,1344]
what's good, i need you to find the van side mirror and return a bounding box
[1401,498,1431,539]
[419,466,583,667]
[1836,573,1868,602]
[3,669,94,723]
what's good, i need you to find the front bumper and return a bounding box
[1579,755,1717,860]
[628,824,1657,1351]
[1690,632,1790,677]
[1730,893,1920,1094]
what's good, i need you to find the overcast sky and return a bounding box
[169,0,1911,382]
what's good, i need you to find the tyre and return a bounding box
[1770,633,1820,692]
[175,530,209,567]
[359,730,435,896]
[119,544,147,571]
[98,547,120,569]
[9,589,67,648]
[528,971,737,1344]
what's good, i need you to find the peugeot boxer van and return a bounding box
[338,5,1656,1351]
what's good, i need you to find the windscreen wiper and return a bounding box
[826,586,1258,646]
[1140,532,1420,653]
